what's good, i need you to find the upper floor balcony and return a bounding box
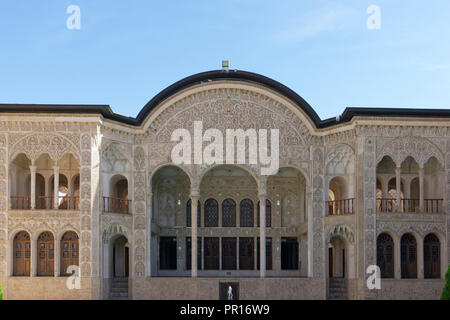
[9,153,80,211]
[376,155,445,215]
[102,174,131,214]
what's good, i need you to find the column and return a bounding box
[190,192,200,277]
[31,238,37,277]
[418,168,424,211]
[394,237,401,279]
[147,192,153,277]
[417,237,424,279]
[258,188,267,278]
[55,238,60,277]
[395,167,401,210]
[405,178,411,212]
[30,165,37,209]
[53,165,59,209]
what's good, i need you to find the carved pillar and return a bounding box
[418,167,424,211]
[147,191,153,277]
[258,184,267,278]
[79,131,94,299]
[132,145,147,281]
[53,165,59,209]
[395,166,401,210]
[309,146,325,280]
[0,134,7,290]
[29,165,36,209]
[362,136,377,298]
[190,191,200,277]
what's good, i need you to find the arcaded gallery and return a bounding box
[0,70,449,300]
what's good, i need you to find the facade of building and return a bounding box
[0,70,449,300]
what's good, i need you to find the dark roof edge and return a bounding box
[0,70,449,128]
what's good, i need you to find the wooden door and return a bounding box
[37,232,54,276]
[13,231,31,276]
[204,237,219,270]
[239,238,254,270]
[61,231,79,276]
[401,234,417,278]
[329,248,333,278]
[222,238,236,270]
[424,234,440,279]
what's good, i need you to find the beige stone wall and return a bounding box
[132,277,325,300]
[4,277,95,300]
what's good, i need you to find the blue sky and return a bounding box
[0,0,449,120]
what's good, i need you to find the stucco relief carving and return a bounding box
[377,221,445,238]
[145,89,312,167]
[102,142,132,172]
[326,144,355,176]
[376,136,443,167]
[133,144,147,278]
[327,224,355,244]
[9,132,80,163]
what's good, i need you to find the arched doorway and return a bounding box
[326,225,355,300]
[376,233,394,278]
[328,236,346,279]
[424,233,440,279]
[112,235,129,278]
[401,233,417,279]
[13,231,31,276]
[103,231,130,300]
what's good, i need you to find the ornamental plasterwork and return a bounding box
[377,221,446,238]
[101,142,132,172]
[145,89,312,164]
[376,136,444,167]
[102,223,131,243]
[101,214,133,239]
[326,224,355,244]
[8,218,80,237]
[9,132,80,163]
[325,144,355,176]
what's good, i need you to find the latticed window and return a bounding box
[222,199,236,227]
[240,199,254,227]
[401,233,417,279]
[204,199,218,227]
[424,233,440,279]
[61,231,79,276]
[257,200,271,227]
[13,231,31,276]
[37,231,54,276]
[376,233,394,278]
[186,199,201,227]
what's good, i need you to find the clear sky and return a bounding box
[0,0,449,120]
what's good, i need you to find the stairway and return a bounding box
[328,278,347,300]
[110,277,129,300]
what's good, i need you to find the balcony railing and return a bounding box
[377,198,443,214]
[10,196,79,210]
[10,196,31,210]
[103,196,131,214]
[326,198,355,216]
